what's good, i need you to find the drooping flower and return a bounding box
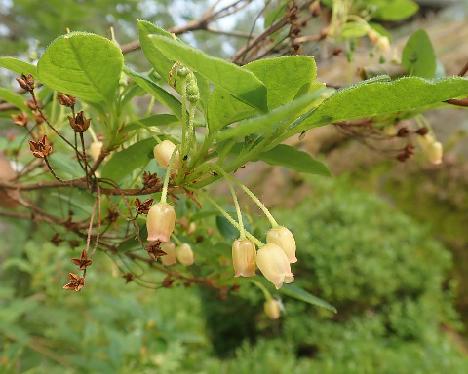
[89,140,103,162]
[176,243,194,266]
[418,134,443,165]
[232,239,256,277]
[266,226,297,263]
[264,299,282,319]
[153,140,179,169]
[256,243,294,289]
[146,202,176,243]
[160,242,177,266]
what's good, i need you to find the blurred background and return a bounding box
[1,0,468,372]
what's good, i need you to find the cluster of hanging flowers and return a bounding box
[145,139,194,267]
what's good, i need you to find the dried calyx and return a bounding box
[68,111,91,133]
[29,135,53,158]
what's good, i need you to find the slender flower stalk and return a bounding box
[202,192,263,247]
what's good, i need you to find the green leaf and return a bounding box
[215,215,238,242]
[370,0,418,21]
[101,138,156,182]
[0,57,37,76]
[215,210,252,241]
[37,32,123,103]
[126,68,182,118]
[280,284,337,313]
[245,56,317,109]
[207,86,258,132]
[402,29,436,79]
[0,88,28,112]
[340,21,370,39]
[137,20,174,83]
[126,114,178,131]
[217,90,326,141]
[258,144,331,176]
[293,77,468,133]
[264,0,288,28]
[149,35,268,111]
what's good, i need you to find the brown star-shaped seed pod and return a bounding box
[58,93,76,107]
[122,272,135,283]
[106,208,119,223]
[71,249,93,270]
[62,273,85,292]
[142,171,159,189]
[29,135,53,158]
[11,112,28,127]
[16,74,34,92]
[146,241,167,260]
[135,198,153,215]
[68,111,91,132]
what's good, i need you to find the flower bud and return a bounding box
[418,134,443,165]
[153,140,179,169]
[266,226,297,263]
[232,239,256,277]
[264,299,282,319]
[256,243,294,289]
[176,243,194,266]
[160,242,177,266]
[376,36,391,54]
[89,140,103,162]
[146,202,176,243]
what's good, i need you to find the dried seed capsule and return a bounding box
[266,226,297,263]
[89,141,103,162]
[264,299,282,319]
[232,239,256,277]
[176,243,194,266]
[153,140,179,169]
[146,202,176,243]
[256,243,294,289]
[160,242,177,266]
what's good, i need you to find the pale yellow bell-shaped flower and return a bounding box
[256,243,294,289]
[153,140,178,168]
[160,242,177,266]
[376,36,391,54]
[146,202,176,243]
[232,239,256,277]
[176,243,194,266]
[266,226,297,263]
[89,140,103,162]
[418,134,443,165]
[264,299,282,319]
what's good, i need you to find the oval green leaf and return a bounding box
[37,32,123,103]
[258,144,331,176]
